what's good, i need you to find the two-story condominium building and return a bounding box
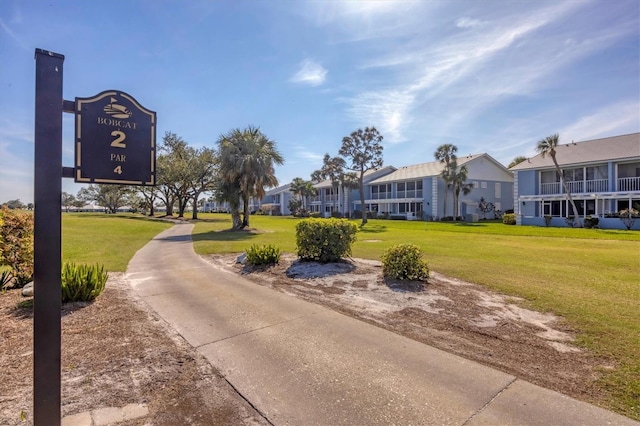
[511,133,640,228]
[261,183,293,215]
[358,153,513,220]
[310,166,397,217]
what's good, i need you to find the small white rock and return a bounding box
[22,282,34,297]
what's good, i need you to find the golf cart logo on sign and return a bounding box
[103,97,132,119]
[75,90,156,186]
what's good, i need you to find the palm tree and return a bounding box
[217,126,284,229]
[290,177,316,212]
[434,144,458,218]
[536,134,582,227]
[313,154,347,213]
[338,171,359,216]
[508,155,528,169]
[450,163,474,219]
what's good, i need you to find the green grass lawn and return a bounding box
[60,212,639,419]
[191,213,640,419]
[62,213,172,271]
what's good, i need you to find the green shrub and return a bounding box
[61,262,107,303]
[584,216,599,229]
[381,244,429,281]
[246,244,281,266]
[296,218,357,262]
[0,265,13,289]
[502,213,516,225]
[310,212,321,218]
[0,207,34,287]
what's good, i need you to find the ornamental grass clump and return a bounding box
[296,218,357,262]
[381,244,429,282]
[0,207,34,287]
[61,262,107,303]
[246,244,281,266]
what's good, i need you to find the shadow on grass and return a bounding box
[358,223,388,233]
[188,217,232,224]
[191,228,260,243]
[453,222,489,227]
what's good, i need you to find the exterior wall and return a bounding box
[520,215,640,230]
[515,157,640,228]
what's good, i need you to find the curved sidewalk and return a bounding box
[125,222,638,425]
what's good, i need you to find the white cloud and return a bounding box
[456,17,484,29]
[346,90,414,143]
[290,59,328,87]
[559,102,640,142]
[0,18,28,50]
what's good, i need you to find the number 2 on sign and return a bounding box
[111,131,126,148]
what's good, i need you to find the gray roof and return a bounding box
[369,154,484,184]
[264,183,291,196]
[313,165,396,188]
[511,133,640,171]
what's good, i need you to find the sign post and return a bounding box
[32,49,156,425]
[33,48,64,426]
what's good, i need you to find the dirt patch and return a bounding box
[0,274,268,426]
[1,255,615,424]
[207,253,613,408]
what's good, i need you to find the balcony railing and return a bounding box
[541,177,640,194]
[371,193,392,200]
[585,179,608,193]
[618,177,640,192]
[397,190,423,199]
[540,182,561,195]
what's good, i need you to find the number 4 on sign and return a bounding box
[113,165,123,175]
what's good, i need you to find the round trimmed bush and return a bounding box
[381,244,429,281]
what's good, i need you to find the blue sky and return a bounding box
[1,0,639,204]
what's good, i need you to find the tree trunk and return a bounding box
[442,182,449,218]
[177,197,188,218]
[231,208,242,230]
[242,197,250,228]
[552,156,582,227]
[359,174,367,225]
[191,193,200,220]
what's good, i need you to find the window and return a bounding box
[397,180,422,198]
[481,182,487,189]
[540,171,558,183]
[371,184,390,199]
[495,183,501,199]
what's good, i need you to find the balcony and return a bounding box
[618,177,640,192]
[540,177,640,195]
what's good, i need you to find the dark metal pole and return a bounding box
[33,48,64,426]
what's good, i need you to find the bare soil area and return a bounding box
[1,254,614,425]
[0,274,269,426]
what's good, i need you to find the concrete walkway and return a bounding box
[121,222,636,425]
